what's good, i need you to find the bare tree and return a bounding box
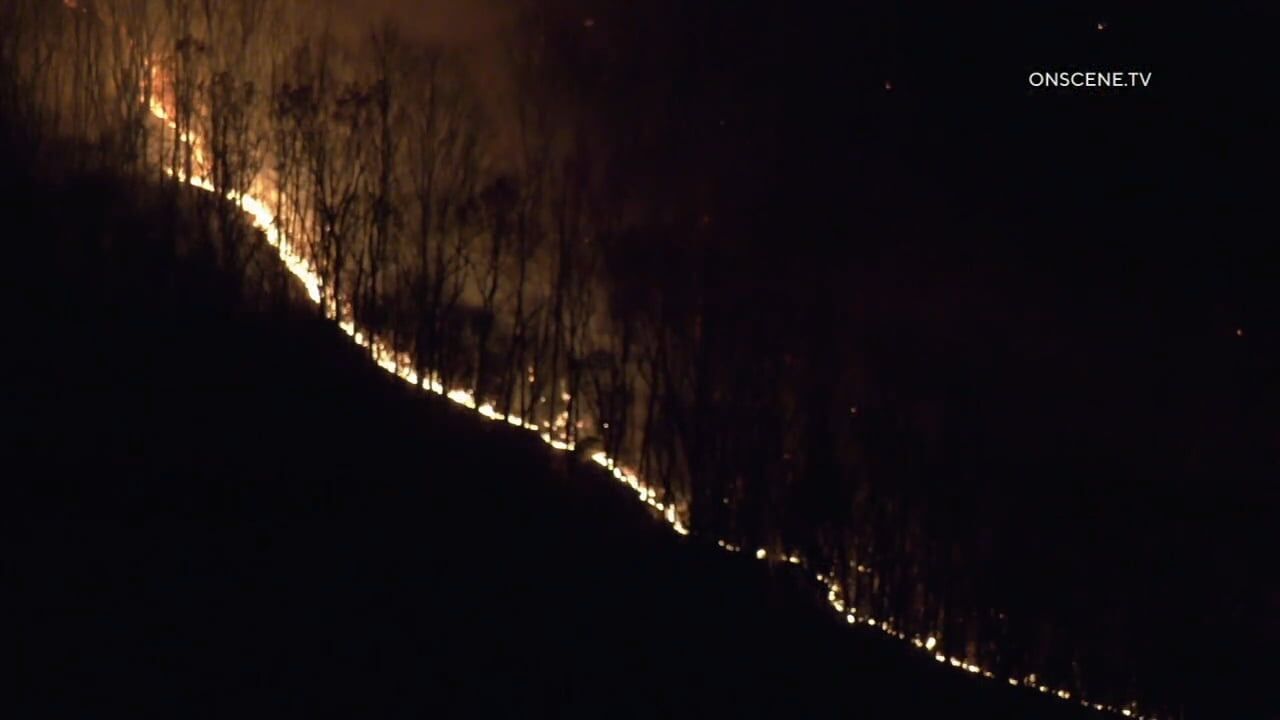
[471,177,515,400]
[197,0,271,286]
[353,22,402,344]
[405,48,477,390]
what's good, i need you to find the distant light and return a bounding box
[883,80,893,91]
[1236,327,1244,337]
[755,548,767,560]
[1096,21,1107,31]
[583,18,595,28]
[924,636,937,651]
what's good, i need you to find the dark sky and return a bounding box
[343,2,1275,270]
[516,1,1280,557]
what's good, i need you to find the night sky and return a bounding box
[528,0,1276,473]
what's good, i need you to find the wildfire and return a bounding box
[133,34,1163,720]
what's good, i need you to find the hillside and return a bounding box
[5,154,1102,719]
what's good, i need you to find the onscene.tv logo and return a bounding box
[1028,71,1153,88]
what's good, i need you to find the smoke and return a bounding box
[305,0,527,166]
[322,0,516,48]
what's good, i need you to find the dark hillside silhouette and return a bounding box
[9,143,1104,719]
